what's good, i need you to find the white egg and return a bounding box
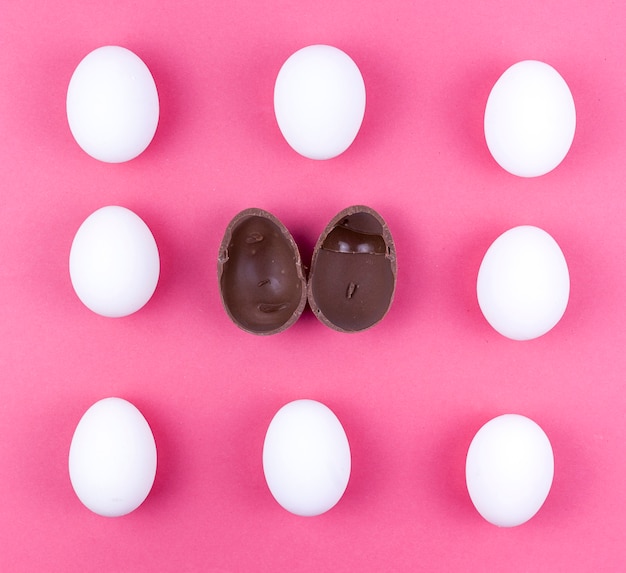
[484,60,576,177]
[465,414,554,527]
[67,45,159,163]
[262,399,351,516]
[274,45,366,160]
[477,225,570,340]
[69,397,157,517]
[69,206,160,318]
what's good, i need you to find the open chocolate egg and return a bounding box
[307,205,397,332]
[217,208,307,335]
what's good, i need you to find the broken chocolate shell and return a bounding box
[217,208,307,335]
[307,205,397,332]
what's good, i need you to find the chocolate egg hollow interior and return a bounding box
[308,206,397,332]
[218,209,307,334]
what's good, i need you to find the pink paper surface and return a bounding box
[1,1,625,570]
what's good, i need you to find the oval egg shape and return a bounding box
[274,44,366,160]
[465,414,554,527]
[68,397,157,517]
[308,205,397,332]
[262,399,351,516]
[477,225,569,340]
[217,208,307,335]
[484,60,576,177]
[69,205,160,318]
[66,45,160,163]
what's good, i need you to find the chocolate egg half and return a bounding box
[308,205,397,332]
[218,208,307,335]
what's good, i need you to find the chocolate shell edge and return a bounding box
[217,208,308,335]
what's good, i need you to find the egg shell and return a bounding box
[274,44,366,160]
[262,399,351,516]
[68,397,157,517]
[476,225,569,340]
[465,414,554,527]
[66,45,159,163]
[484,60,576,177]
[217,208,307,335]
[308,205,397,332]
[69,205,160,318]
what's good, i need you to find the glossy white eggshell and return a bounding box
[274,45,366,160]
[69,205,160,318]
[67,45,159,163]
[465,414,554,527]
[262,399,351,516]
[68,397,157,517]
[477,225,570,340]
[484,60,575,177]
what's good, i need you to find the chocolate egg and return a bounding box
[308,205,397,332]
[218,208,307,335]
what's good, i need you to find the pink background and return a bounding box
[1,0,625,570]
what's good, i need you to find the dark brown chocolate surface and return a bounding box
[308,205,397,332]
[217,209,307,335]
